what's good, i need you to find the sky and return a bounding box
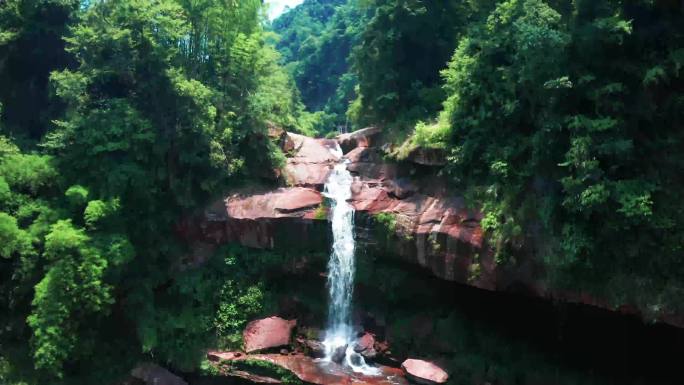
[267,0,305,20]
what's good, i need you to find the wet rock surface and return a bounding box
[353,332,378,360]
[301,338,326,358]
[207,351,408,385]
[330,344,348,364]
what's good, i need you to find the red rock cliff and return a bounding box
[179,128,683,329]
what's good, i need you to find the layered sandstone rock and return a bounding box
[283,132,340,188]
[191,128,490,287]
[184,128,496,298]
[226,187,322,218]
[188,186,329,252]
[179,128,684,329]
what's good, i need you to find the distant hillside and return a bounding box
[272,0,366,133]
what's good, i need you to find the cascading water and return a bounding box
[322,161,355,350]
[321,156,379,375]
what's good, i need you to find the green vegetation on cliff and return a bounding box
[274,0,684,319]
[429,0,684,316]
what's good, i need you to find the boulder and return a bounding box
[244,316,297,353]
[288,133,340,163]
[131,363,187,385]
[337,126,382,153]
[285,163,335,188]
[346,146,398,180]
[303,339,326,358]
[354,333,379,360]
[331,344,347,364]
[401,359,448,385]
[268,122,295,153]
[353,333,375,353]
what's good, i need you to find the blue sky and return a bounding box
[267,0,305,20]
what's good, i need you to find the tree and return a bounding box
[0,0,302,382]
[350,0,492,130]
[272,0,367,134]
[0,0,78,140]
[433,0,684,315]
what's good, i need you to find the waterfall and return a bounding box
[322,158,379,375]
[322,161,355,349]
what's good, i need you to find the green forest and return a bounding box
[274,0,684,315]
[1,1,683,385]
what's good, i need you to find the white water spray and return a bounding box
[322,157,379,375]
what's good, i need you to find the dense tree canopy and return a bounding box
[408,0,684,314]
[273,0,684,315]
[0,0,78,140]
[349,0,494,129]
[1,0,684,383]
[0,0,307,383]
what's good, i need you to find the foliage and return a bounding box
[393,119,450,160]
[0,135,127,382]
[373,212,397,234]
[430,0,684,315]
[272,0,345,65]
[349,0,497,131]
[0,0,302,383]
[132,246,273,371]
[2,0,684,383]
[272,0,368,133]
[227,359,303,384]
[0,212,31,257]
[312,204,328,220]
[0,0,78,140]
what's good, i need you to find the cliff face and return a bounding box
[179,128,683,329]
